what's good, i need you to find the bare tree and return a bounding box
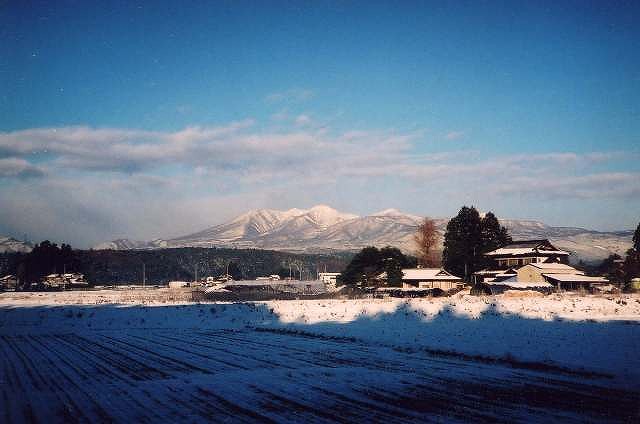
[414,217,441,267]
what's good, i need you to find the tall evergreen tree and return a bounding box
[479,212,512,268]
[339,246,382,287]
[594,254,625,286]
[380,246,412,287]
[443,207,512,281]
[442,206,483,280]
[480,212,512,253]
[623,220,640,288]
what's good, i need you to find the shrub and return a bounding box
[430,288,446,297]
[470,283,492,296]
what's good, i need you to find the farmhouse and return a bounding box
[401,268,463,290]
[474,239,610,293]
[0,274,18,290]
[41,273,88,289]
[475,239,570,282]
[516,263,608,291]
[486,239,569,267]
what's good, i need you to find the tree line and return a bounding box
[340,205,640,290]
[1,244,352,288]
[589,222,640,290]
[339,206,511,287]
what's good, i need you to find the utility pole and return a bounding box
[194,264,198,284]
[464,262,468,283]
[142,263,146,288]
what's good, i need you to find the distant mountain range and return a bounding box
[0,236,33,253]
[91,205,634,264]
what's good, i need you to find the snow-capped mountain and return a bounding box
[170,205,358,249]
[91,238,167,251]
[93,205,634,263]
[0,236,33,253]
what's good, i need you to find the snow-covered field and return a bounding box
[1,291,639,422]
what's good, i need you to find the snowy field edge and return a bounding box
[2,292,639,389]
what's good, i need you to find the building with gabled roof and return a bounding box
[516,262,609,291]
[484,239,570,268]
[475,239,570,283]
[401,268,464,290]
[476,239,608,292]
[0,274,18,291]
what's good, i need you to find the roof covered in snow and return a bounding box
[485,239,569,257]
[487,278,553,288]
[402,268,462,281]
[542,274,609,283]
[524,263,582,273]
[474,268,518,275]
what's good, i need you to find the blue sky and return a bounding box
[1,1,639,246]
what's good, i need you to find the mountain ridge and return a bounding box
[0,236,33,253]
[91,205,634,263]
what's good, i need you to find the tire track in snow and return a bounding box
[128,332,252,371]
[2,326,638,423]
[25,335,113,424]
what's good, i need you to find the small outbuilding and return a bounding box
[401,268,464,290]
[543,273,609,291]
[516,262,609,292]
[0,275,18,290]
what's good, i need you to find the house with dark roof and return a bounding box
[475,239,570,282]
[0,275,17,291]
[485,239,570,267]
[401,268,464,290]
[475,239,609,293]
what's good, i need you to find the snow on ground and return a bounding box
[266,295,640,388]
[1,290,640,387]
[1,290,639,422]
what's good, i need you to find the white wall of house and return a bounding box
[319,272,340,286]
[403,280,461,290]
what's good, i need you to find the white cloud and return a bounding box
[496,172,640,200]
[0,119,637,246]
[0,158,45,179]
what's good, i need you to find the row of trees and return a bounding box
[594,223,640,288]
[2,243,354,288]
[341,206,512,287]
[339,246,416,287]
[626,223,640,285]
[13,240,77,287]
[413,206,512,282]
[442,207,511,281]
[347,206,640,288]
